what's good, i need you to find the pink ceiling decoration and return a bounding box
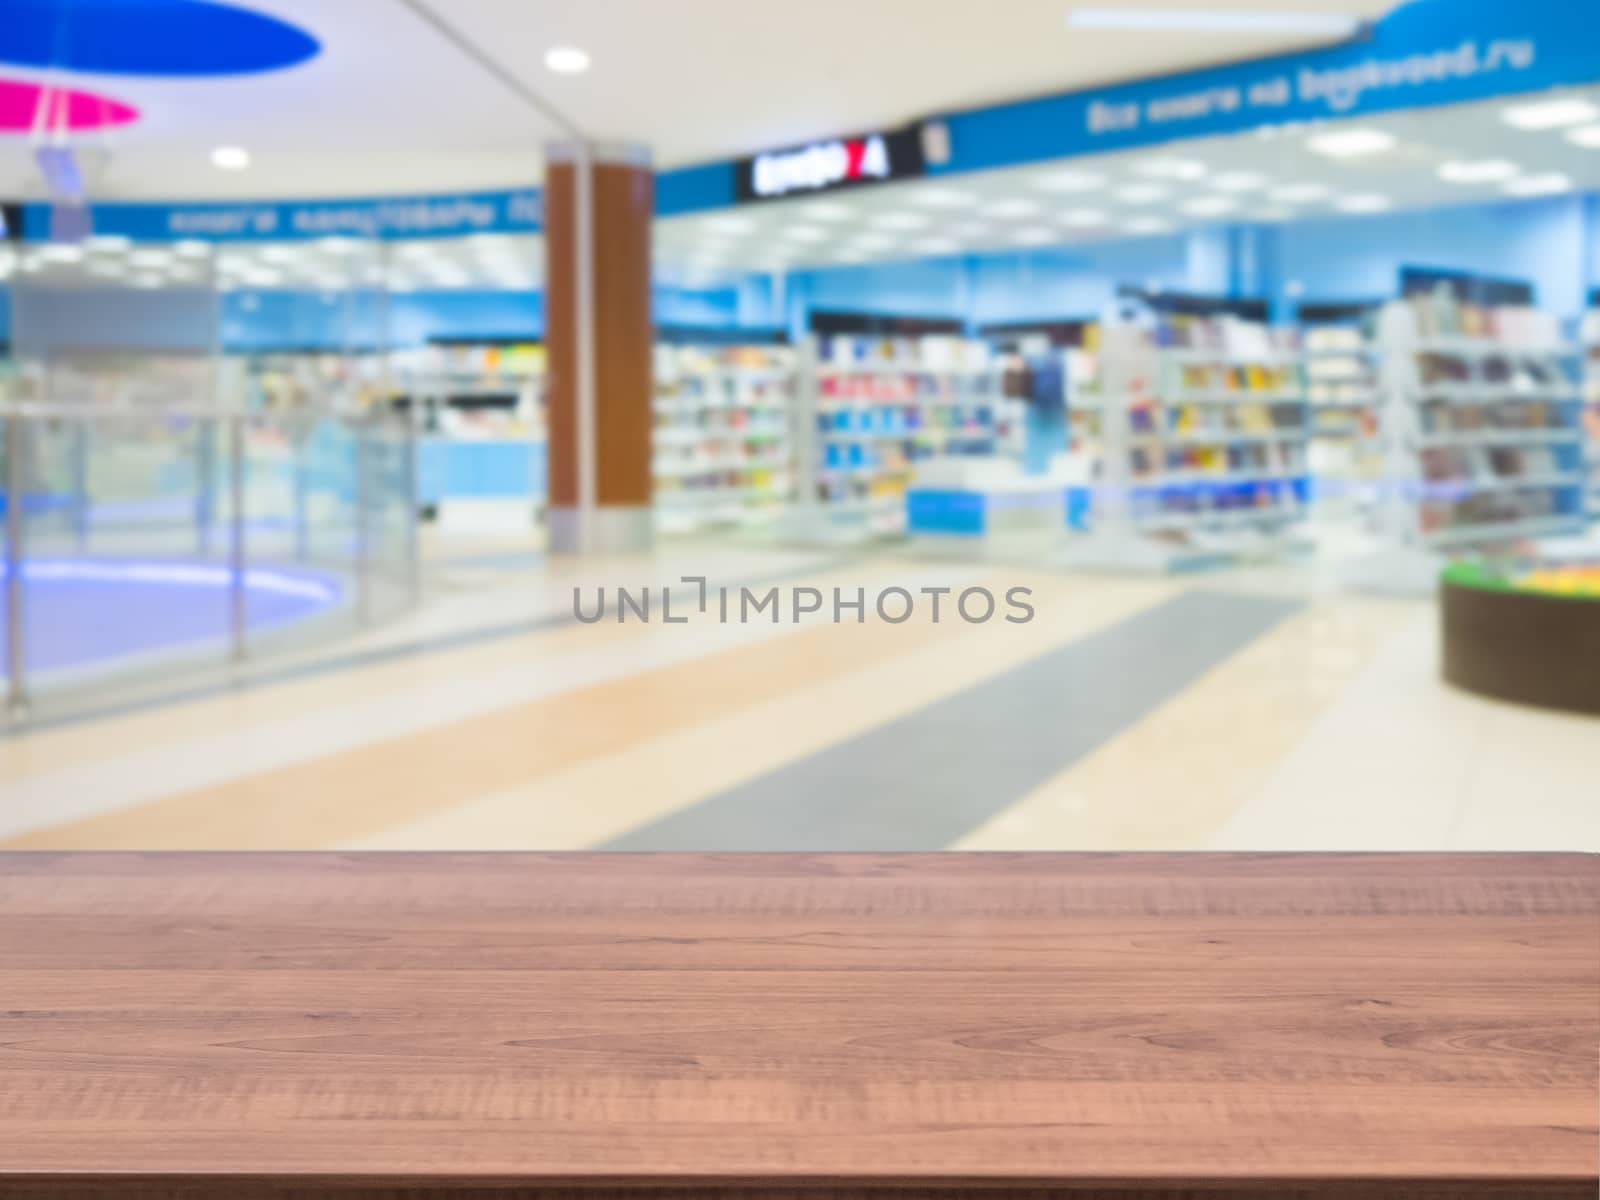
[0,77,139,133]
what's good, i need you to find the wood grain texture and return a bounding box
[0,853,1594,1200]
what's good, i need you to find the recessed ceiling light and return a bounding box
[781,225,830,243]
[1250,207,1295,222]
[869,211,930,230]
[1032,169,1107,193]
[985,198,1042,219]
[40,243,84,263]
[1068,8,1361,36]
[800,202,853,222]
[86,234,131,251]
[1058,208,1108,227]
[1133,157,1207,180]
[944,221,990,238]
[1114,183,1169,203]
[1501,97,1599,130]
[1179,195,1237,217]
[1122,217,1175,235]
[544,46,590,74]
[1502,172,1571,196]
[175,239,212,258]
[1011,227,1058,246]
[912,237,961,254]
[910,187,979,209]
[1268,182,1331,203]
[1437,159,1521,184]
[1210,171,1269,192]
[1306,128,1395,158]
[1563,124,1600,148]
[211,145,250,170]
[1334,193,1392,213]
[129,248,171,267]
[848,232,896,250]
[260,246,296,263]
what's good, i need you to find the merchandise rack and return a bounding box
[1302,324,1383,515]
[1374,298,1589,552]
[652,345,797,534]
[802,336,1002,539]
[1074,316,1312,565]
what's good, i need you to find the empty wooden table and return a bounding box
[0,852,1595,1199]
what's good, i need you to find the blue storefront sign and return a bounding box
[23,187,542,243]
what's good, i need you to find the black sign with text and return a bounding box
[734,127,926,203]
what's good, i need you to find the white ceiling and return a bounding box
[653,87,1600,284]
[0,0,1398,201]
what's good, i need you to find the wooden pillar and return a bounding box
[544,142,654,554]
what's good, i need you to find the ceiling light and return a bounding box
[174,239,212,258]
[799,202,853,222]
[40,244,84,263]
[1306,128,1395,157]
[1068,8,1361,36]
[1011,227,1058,246]
[129,249,170,267]
[211,145,250,170]
[1502,172,1571,196]
[1122,216,1175,235]
[985,198,1042,219]
[1250,207,1295,222]
[1114,183,1169,203]
[1437,159,1521,184]
[1501,97,1599,130]
[1563,124,1600,148]
[132,275,165,289]
[319,237,362,255]
[1032,169,1107,193]
[912,237,961,254]
[910,187,979,208]
[1179,195,1237,217]
[870,211,930,230]
[944,221,990,238]
[1058,208,1108,227]
[260,246,297,263]
[86,234,131,252]
[1210,171,1269,192]
[1133,157,1206,180]
[1268,182,1331,203]
[847,232,896,250]
[1334,193,1392,213]
[544,46,590,74]
[781,225,829,243]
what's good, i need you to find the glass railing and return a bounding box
[0,400,419,723]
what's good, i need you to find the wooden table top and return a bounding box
[0,852,1595,1200]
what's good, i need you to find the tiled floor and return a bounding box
[3,533,1596,853]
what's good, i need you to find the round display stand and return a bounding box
[1441,560,1600,716]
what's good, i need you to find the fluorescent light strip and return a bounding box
[1068,8,1360,36]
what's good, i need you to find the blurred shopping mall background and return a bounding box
[0,0,1596,852]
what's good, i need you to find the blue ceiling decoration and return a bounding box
[1,0,320,76]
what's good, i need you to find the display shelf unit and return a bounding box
[652,345,797,534]
[1374,297,1589,553]
[801,335,1001,539]
[1072,315,1312,567]
[1302,324,1383,515]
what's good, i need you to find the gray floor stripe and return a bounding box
[603,589,1303,851]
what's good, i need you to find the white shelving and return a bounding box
[652,346,797,534]
[802,336,1002,539]
[1374,297,1588,552]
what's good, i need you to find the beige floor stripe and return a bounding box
[4,570,1041,850]
[349,573,1178,849]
